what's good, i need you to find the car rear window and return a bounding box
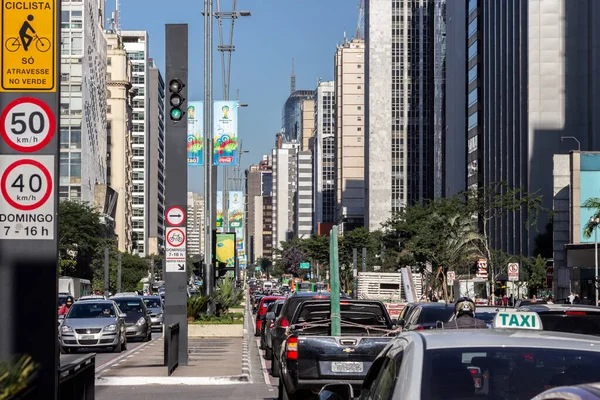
[296,302,389,326]
[419,307,454,324]
[539,313,600,336]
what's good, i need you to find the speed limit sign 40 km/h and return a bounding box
[0,97,56,152]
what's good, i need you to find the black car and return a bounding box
[112,296,152,341]
[399,302,455,331]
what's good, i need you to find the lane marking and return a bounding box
[95,337,159,375]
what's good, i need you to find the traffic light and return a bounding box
[168,78,186,122]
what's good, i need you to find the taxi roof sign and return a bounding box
[493,311,543,331]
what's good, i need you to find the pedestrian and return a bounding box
[568,292,575,304]
[574,294,581,304]
[502,294,508,307]
[58,296,73,316]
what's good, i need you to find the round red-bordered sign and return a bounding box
[1,159,53,211]
[166,228,185,247]
[0,97,56,152]
[166,206,186,226]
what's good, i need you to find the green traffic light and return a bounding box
[170,108,183,121]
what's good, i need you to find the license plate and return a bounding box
[80,335,95,340]
[331,361,363,373]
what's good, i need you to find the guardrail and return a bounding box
[58,353,95,400]
[164,323,180,376]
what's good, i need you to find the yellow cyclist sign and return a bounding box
[1,0,55,92]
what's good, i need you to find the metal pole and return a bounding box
[594,225,598,307]
[204,0,215,311]
[117,252,122,294]
[330,226,341,336]
[362,247,367,273]
[353,248,358,299]
[150,257,155,293]
[104,247,110,297]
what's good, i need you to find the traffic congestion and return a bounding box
[250,276,600,400]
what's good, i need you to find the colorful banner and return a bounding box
[229,191,244,228]
[215,233,236,268]
[216,191,224,231]
[213,100,239,166]
[187,101,204,165]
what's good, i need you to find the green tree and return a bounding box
[59,200,110,280]
[338,227,381,271]
[523,255,548,295]
[582,198,600,238]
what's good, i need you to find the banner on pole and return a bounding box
[187,101,203,165]
[216,191,224,231]
[213,100,239,166]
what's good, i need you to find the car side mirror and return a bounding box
[266,312,276,320]
[319,383,354,400]
[119,313,127,318]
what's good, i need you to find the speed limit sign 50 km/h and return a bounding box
[0,97,56,152]
[0,155,54,239]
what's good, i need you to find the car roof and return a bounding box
[143,296,161,299]
[412,302,454,308]
[520,304,600,313]
[408,329,600,351]
[111,296,143,301]
[290,291,331,297]
[72,300,115,306]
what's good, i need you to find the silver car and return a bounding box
[59,300,127,353]
[143,296,164,331]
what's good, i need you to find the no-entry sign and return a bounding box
[0,155,54,239]
[0,97,55,152]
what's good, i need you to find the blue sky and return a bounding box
[107,0,359,194]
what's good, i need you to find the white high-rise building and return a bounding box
[60,0,107,202]
[121,31,149,255]
[187,192,204,257]
[272,143,298,251]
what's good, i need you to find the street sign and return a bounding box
[0,97,55,151]
[1,0,56,92]
[447,271,456,284]
[0,155,54,239]
[166,227,186,272]
[508,263,519,281]
[300,262,310,269]
[166,205,185,226]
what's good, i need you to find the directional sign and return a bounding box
[0,97,55,151]
[1,0,56,92]
[166,227,186,272]
[0,155,54,239]
[447,271,456,284]
[300,262,310,269]
[508,263,519,281]
[166,205,185,226]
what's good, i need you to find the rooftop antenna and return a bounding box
[115,0,119,31]
[356,0,364,40]
[290,58,296,94]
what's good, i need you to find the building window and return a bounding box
[358,106,362,111]
[468,41,478,61]
[468,65,477,83]
[468,136,478,153]
[468,89,478,107]
[107,57,111,66]
[468,0,477,13]
[468,112,478,130]
[468,17,478,38]
[358,64,362,68]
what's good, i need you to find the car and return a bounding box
[59,300,127,353]
[518,303,600,336]
[398,302,455,331]
[533,383,600,400]
[111,296,152,341]
[78,295,107,301]
[255,295,286,336]
[143,296,164,331]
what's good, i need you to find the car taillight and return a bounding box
[416,326,425,331]
[286,336,298,360]
[566,311,586,316]
[279,317,289,328]
[469,369,478,376]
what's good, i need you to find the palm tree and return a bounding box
[582,198,600,238]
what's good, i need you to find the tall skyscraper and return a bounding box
[60,0,107,202]
[105,28,134,253]
[282,90,315,142]
[272,143,299,251]
[121,31,149,255]
[187,192,204,257]
[147,60,166,255]
[463,0,600,255]
[295,151,313,238]
[245,158,273,263]
[335,38,366,232]
[312,81,336,231]
[365,0,436,231]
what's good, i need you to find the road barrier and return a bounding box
[165,322,180,376]
[58,353,95,400]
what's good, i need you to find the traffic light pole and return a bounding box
[204,0,216,311]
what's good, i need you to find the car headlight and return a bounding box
[104,324,117,332]
[157,313,163,319]
[61,325,73,334]
[136,317,146,326]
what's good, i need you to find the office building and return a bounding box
[433,0,447,198]
[335,38,366,232]
[313,80,336,232]
[300,99,315,151]
[295,151,313,238]
[365,0,436,231]
[255,196,274,260]
[272,143,299,251]
[147,60,166,255]
[465,0,600,255]
[121,30,149,255]
[245,158,273,263]
[60,0,107,203]
[105,28,134,253]
[282,90,315,142]
[187,192,204,257]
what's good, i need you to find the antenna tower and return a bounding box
[290,58,296,94]
[356,0,364,40]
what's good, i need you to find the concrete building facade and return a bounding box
[245,158,272,263]
[105,31,134,253]
[300,99,315,151]
[272,143,298,251]
[335,38,366,232]
[147,61,166,255]
[60,0,107,203]
[296,151,313,238]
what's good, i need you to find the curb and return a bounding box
[241,300,252,382]
[96,375,250,386]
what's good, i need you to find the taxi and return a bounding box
[320,311,600,400]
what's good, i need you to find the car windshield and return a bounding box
[67,303,116,318]
[143,298,162,309]
[114,299,144,315]
[421,347,600,399]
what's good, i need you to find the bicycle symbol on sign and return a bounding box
[4,15,51,53]
[170,232,183,244]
